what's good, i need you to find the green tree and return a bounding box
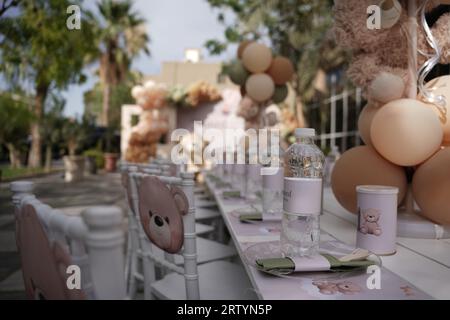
[0,93,34,168]
[61,114,95,157]
[92,0,149,127]
[0,0,96,168]
[41,94,66,172]
[205,0,348,124]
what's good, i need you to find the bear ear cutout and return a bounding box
[171,186,189,216]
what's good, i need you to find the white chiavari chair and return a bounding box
[131,171,256,299]
[120,161,232,299]
[10,181,127,300]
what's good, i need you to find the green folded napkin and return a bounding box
[239,213,262,222]
[256,254,375,273]
[223,191,241,198]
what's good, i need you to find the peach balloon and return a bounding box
[357,104,378,146]
[331,146,407,214]
[413,148,450,225]
[370,99,443,166]
[369,72,405,104]
[242,43,272,73]
[237,40,253,59]
[419,75,450,146]
[267,56,295,85]
[245,74,275,103]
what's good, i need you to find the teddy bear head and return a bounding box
[363,208,381,223]
[312,280,338,295]
[17,204,85,300]
[333,0,408,51]
[138,176,189,253]
[337,281,362,295]
[237,96,260,120]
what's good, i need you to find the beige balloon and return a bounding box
[245,74,275,103]
[418,75,450,146]
[331,146,407,214]
[358,104,379,146]
[413,148,450,225]
[369,72,405,104]
[237,40,254,59]
[242,43,273,73]
[370,99,443,166]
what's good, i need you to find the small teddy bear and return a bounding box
[360,208,382,236]
[138,176,189,253]
[312,280,362,295]
[237,96,263,129]
[333,0,450,105]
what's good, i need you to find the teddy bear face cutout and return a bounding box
[17,204,85,300]
[138,176,189,253]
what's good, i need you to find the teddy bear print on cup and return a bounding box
[138,176,189,254]
[312,280,361,296]
[359,208,382,236]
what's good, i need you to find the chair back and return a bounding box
[128,171,200,299]
[10,182,127,300]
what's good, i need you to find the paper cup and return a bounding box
[356,185,398,255]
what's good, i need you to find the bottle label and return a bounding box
[283,177,322,215]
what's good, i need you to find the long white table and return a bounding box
[204,175,450,300]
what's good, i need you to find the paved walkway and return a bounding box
[0,172,126,299]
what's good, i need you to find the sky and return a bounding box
[61,0,237,117]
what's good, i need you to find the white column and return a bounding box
[82,206,127,300]
[10,181,34,210]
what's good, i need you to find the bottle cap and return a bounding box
[294,128,316,137]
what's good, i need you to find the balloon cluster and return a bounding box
[331,0,450,225]
[131,80,168,110]
[226,41,295,104]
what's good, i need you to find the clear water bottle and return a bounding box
[281,128,325,257]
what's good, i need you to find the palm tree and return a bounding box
[94,0,150,127]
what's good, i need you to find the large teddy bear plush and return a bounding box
[125,110,168,163]
[333,0,450,105]
[331,1,450,225]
